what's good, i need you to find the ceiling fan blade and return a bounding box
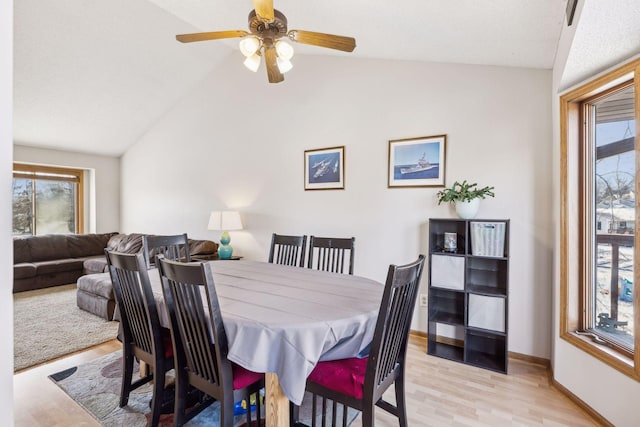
[253,0,275,23]
[176,30,249,43]
[288,30,356,52]
[264,45,284,84]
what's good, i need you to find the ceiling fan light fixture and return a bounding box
[276,57,293,73]
[243,53,261,72]
[175,4,356,83]
[239,36,261,57]
[275,40,294,60]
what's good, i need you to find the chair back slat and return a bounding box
[366,255,425,396]
[158,257,232,393]
[173,279,219,383]
[106,250,163,356]
[307,236,355,275]
[143,233,191,268]
[268,233,307,267]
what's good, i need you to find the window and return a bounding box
[561,59,639,379]
[12,163,84,236]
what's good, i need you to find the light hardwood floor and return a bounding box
[14,336,599,426]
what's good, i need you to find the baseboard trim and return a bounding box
[550,377,613,427]
[410,330,427,339]
[508,351,550,368]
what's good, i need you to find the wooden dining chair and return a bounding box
[268,233,307,267]
[302,255,425,427]
[142,233,191,269]
[157,256,265,427]
[307,236,356,275]
[105,250,174,427]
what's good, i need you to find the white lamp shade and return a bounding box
[275,40,294,60]
[239,37,261,57]
[208,211,243,231]
[276,57,293,73]
[243,53,261,72]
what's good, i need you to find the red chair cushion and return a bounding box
[233,364,264,390]
[161,328,173,359]
[308,357,368,399]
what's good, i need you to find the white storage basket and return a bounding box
[470,222,506,257]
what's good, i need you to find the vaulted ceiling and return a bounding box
[12,1,640,157]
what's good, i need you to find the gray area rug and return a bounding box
[14,284,119,371]
[50,350,360,426]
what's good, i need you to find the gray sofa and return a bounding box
[14,232,218,320]
[13,232,117,293]
[76,233,218,320]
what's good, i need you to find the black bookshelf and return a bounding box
[427,218,509,374]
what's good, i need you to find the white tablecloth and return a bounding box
[148,260,383,405]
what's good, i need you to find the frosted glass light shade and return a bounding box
[275,40,294,60]
[277,58,293,73]
[239,37,261,57]
[207,211,243,231]
[243,54,261,72]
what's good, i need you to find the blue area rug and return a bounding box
[49,350,358,426]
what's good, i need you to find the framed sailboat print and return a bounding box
[388,134,446,188]
[304,146,345,190]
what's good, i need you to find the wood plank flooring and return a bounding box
[14,336,599,426]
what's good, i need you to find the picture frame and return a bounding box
[388,134,446,188]
[304,146,345,190]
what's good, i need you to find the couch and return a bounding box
[14,232,218,321]
[13,232,218,292]
[77,233,218,320]
[13,232,117,293]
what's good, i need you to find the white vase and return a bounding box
[455,199,480,219]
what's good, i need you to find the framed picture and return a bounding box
[304,146,345,190]
[388,134,446,188]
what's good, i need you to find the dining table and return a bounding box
[147,259,384,427]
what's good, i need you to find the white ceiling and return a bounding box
[148,0,566,68]
[12,0,638,157]
[562,0,640,88]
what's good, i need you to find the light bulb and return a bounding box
[275,40,294,60]
[277,57,293,73]
[243,53,261,72]
[239,37,260,57]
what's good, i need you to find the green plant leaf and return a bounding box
[436,180,495,204]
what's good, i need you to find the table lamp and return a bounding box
[208,211,243,259]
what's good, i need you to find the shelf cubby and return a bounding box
[428,288,464,325]
[465,330,507,373]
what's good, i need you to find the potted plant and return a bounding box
[436,180,495,219]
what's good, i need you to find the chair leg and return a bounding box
[245,390,252,427]
[221,395,235,427]
[255,389,262,426]
[361,402,375,427]
[173,366,188,427]
[394,378,408,427]
[120,347,134,407]
[149,366,165,427]
[289,402,300,426]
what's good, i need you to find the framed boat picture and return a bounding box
[304,146,345,190]
[388,134,446,188]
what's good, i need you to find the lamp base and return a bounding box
[218,244,233,260]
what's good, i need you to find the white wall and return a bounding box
[551,1,640,426]
[13,145,120,233]
[121,54,553,358]
[1,0,14,422]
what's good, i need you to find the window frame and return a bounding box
[12,163,84,235]
[560,58,640,379]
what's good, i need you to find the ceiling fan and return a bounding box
[176,0,356,84]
